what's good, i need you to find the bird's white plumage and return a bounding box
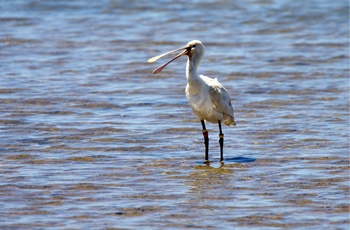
[149,39,236,126]
[184,40,236,126]
[186,74,235,126]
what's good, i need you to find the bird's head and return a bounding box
[186,40,205,60]
[148,40,205,74]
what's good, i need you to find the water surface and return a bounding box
[0,0,349,229]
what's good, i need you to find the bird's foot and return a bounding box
[203,160,210,165]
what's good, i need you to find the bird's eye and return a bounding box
[192,45,196,48]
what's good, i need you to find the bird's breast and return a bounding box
[185,79,202,96]
[186,86,212,111]
[186,85,199,96]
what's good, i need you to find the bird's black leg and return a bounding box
[218,120,224,161]
[201,120,209,162]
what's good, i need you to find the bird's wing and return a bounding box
[208,83,234,117]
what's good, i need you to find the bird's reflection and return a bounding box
[187,162,235,195]
[185,157,255,200]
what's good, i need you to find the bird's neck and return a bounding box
[186,56,200,83]
[185,56,202,95]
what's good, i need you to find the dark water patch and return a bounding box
[69,183,100,190]
[6,154,34,160]
[0,37,41,46]
[21,98,55,106]
[66,99,121,109]
[81,127,126,134]
[0,88,27,94]
[0,119,25,125]
[114,206,164,217]
[67,157,95,162]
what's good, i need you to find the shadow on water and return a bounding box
[195,156,256,165]
[224,156,256,163]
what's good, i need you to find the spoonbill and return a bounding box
[148,40,236,162]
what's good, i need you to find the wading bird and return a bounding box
[148,40,236,162]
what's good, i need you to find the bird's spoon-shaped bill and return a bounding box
[148,46,187,63]
[151,49,188,74]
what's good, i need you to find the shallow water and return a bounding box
[0,0,349,229]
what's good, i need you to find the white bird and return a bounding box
[148,40,236,162]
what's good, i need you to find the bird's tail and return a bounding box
[224,116,236,126]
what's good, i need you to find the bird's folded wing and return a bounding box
[209,85,233,116]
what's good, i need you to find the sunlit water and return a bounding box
[1,0,349,229]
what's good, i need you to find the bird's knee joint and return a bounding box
[202,129,208,138]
